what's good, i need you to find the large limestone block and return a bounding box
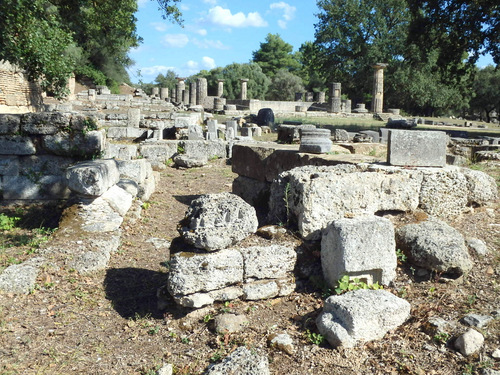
[104,143,138,160]
[179,192,258,251]
[0,136,36,155]
[19,155,74,176]
[321,216,397,287]
[180,139,227,160]
[116,159,152,185]
[101,185,133,216]
[66,159,120,196]
[0,258,44,294]
[269,165,421,240]
[239,244,296,280]
[396,217,472,276]
[77,197,124,232]
[167,249,244,296]
[2,175,70,200]
[0,114,21,134]
[21,112,72,135]
[461,168,498,205]
[0,156,19,176]
[388,130,447,167]
[205,347,270,375]
[42,130,105,158]
[317,289,411,348]
[174,114,201,127]
[139,141,177,168]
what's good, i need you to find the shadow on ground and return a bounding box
[104,267,169,319]
[173,194,202,206]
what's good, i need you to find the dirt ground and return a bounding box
[0,159,499,375]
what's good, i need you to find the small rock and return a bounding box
[214,314,249,333]
[466,238,489,256]
[491,348,500,359]
[205,346,270,375]
[461,314,494,329]
[268,332,295,354]
[454,328,484,356]
[256,225,287,239]
[146,237,171,250]
[157,363,173,375]
[482,369,500,375]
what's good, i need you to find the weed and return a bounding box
[165,158,174,167]
[283,182,291,225]
[148,326,160,335]
[209,350,223,363]
[396,249,407,263]
[141,202,151,210]
[181,336,191,344]
[0,213,20,231]
[334,275,383,295]
[368,149,377,156]
[433,331,450,345]
[177,145,185,154]
[305,329,325,345]
[203,314,213,323]
[466,294,477,306]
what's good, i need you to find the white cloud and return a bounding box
[197,28,208,36]
[202,56,216,69]
[180,4,190,11]
[140,65,176,76]
[270,2,296,28]
[205,6,267,28]
[202,0,217,4]
[162,34,189,48]
[137,0,148,8]
[192,38,230,50]
[151,22,168,32]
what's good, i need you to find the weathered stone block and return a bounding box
[19,155,74,176]
[0,114,21,134]
[321,215,397,286]
[139,141,177,167]
[0,156,19,176]
[180,140,227,160]
[0,136,36,155]
[167,249,244,296]
[101,185,133,216]
[116,159,152,184]
[242,280,279,300]
[104,143,138,160]
[388,130,447,167]
[2,175,70,200]
[66,159,120,196]
[107,127,145,139]
[21,112,72,135]
[240,244,296,280]
[42,130,105,158]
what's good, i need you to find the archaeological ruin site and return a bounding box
[0,61,499,375]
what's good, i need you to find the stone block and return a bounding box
[239,244,296,280]
[104,143,138,160]
[138,174,156,201]
[139,141,178,167]
[101,185,133,217]
[180,139,227,160]
[2,175,70,200]
[388,130,447,167]
[167,249,244,296]
[0,114,21,134]
[174,114,201,127]
[127,108,141,128]
[76,196,123,232]
[242,280,279,300]
[0,136,36,155]
[116,159,152,184]
[21,112,72,135]
[42,130,105,158]
[0,156,19,176]
[321,215,397,286]
[232,176,270,208]
[359,130,380,143]
[66,159,120,196]
[205,347,270,375]
[317,289,411,348]
[107,127,145,139]
[19,155,74,176]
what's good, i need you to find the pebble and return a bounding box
[214,313,249,333]
[268,332,295,355]
[492,348,500,359]
[461,313,493,329]
[454,329,484,356]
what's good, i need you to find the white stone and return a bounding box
[321,215,397,287]
[242,280,279,300]
[101,185,133,217]
[240,244,296,280]
[66,159,120,196]
[205,347,270,375]
[454,329,484,356]
[317,289,411,348]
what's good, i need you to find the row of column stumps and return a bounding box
[150,62,387,110]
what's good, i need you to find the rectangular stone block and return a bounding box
[19,155,74,176]
[388,130,447,167]
[116,159,152,184]
[0,156,20,176]
[0,114,21,135]
[104,143,138,160]
[2,175,70,200]
[0,136,36,155]
[107,127,146,139]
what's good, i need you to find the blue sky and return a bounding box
[128,0,494,84]
[128,0,319,83]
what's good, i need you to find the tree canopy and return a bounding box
[252,33,301,78]
[0,0,183,97]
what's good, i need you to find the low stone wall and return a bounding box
[0,112,104,202]
[0,61,43,114]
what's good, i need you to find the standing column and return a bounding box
[240,78,249,100]
[176,77,186,104]
[196,78,208,106]
[217,79,225,97]
[189,81,197,106]
[371,63,387,114]
[160,87,168,100]
[152,87,159,97]
[329,82,341,113]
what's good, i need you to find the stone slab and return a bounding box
[388,130,447,167]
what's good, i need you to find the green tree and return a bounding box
[267,69,305,101]
[297,41,327,92]
[154,70,178,92]
[407,0,500,77]
[470,65,500,122]
[0,0,183,97]
[314,0,410,103]
[252,33,301,78]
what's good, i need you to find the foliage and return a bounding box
[470,65,500,122]
[194,63,271,100]
[252,33,301,78]
[154,70,178,92]
[297,41,327,92]
[407,0,500,77]
[305,329,325,345]
[334,275,383,295]
[267,69,305,101]
[0,214,20,231]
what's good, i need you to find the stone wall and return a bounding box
[0,61,43,114]
[0,112,105,202]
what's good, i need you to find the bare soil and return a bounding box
[0,159,499,375]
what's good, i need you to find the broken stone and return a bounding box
[454,328,484,356]
[214,313,249,334]
[66,159,120,196]
[205,347,270,375]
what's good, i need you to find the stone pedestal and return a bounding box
[342,99,352,113]
[329,83,341,113]
[317,92,326,103]
[371,63,387,114]
[152,87,159,97]
[240,79,249,100]
[295,92,303,101]
[88,89,96,101]
[128,108,141,128]
[217,79,224,97]
[214,97,225,111]
[353,103,368,113]
[299,128,332,154]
